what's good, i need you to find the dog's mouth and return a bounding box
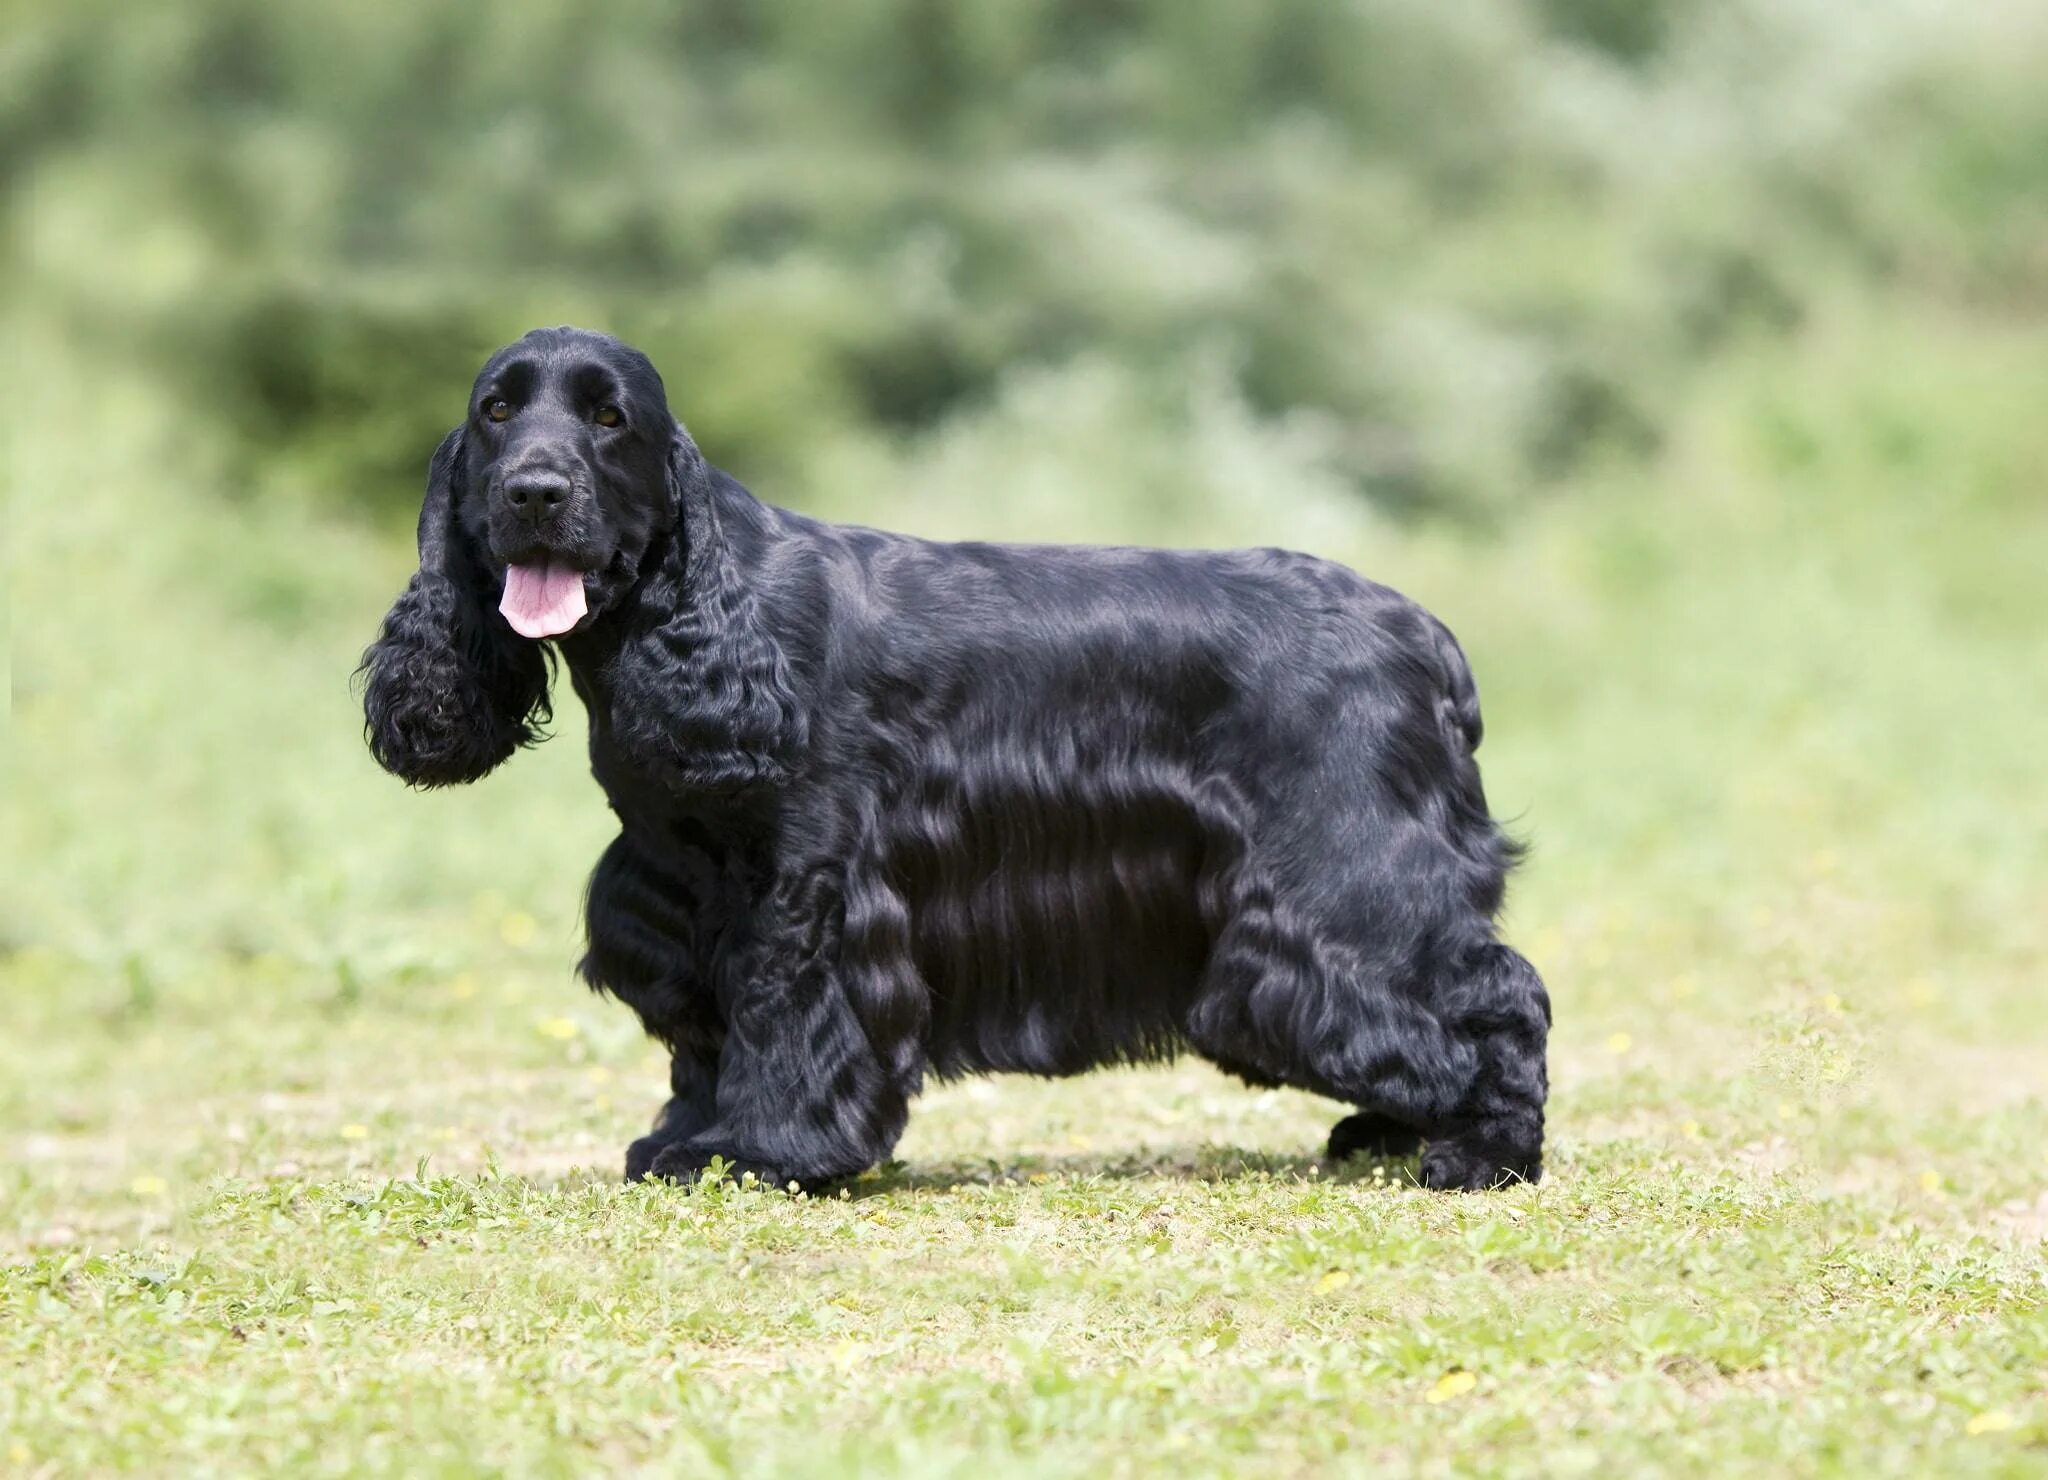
[499,557,589,639]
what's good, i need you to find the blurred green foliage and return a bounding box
[5,12,2048,1469]
[13,0,2046,524]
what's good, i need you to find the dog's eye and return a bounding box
[593,405,623,429]
[483,398,512,423]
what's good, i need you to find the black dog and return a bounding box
[360,327,1550,1191]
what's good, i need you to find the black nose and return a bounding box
[501,472,571,521]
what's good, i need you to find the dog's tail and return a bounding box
[1424,614,1484,756]
[1421,612,1527,880]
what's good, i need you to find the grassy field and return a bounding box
[4,297,2045,1476]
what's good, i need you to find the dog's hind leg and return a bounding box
[1325,1111,1423,1161]
[1411,939,1549,1189]
[1187,898,1478,1155]
[1189,900,1548,1189]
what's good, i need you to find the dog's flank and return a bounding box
[362,326,1551,1192]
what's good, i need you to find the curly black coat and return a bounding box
[360,327,1550,1191]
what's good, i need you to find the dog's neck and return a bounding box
[555,474,808,814]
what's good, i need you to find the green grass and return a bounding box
[4,298,2045,1476]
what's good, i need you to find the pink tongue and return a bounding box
[499,560,588,639]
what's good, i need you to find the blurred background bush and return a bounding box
[4,0,2044,1027]
[15,0,2045,528]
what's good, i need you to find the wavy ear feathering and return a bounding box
[603,427,807,793]
[359,429,552,787]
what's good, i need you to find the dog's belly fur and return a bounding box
[895,761,1217,1079]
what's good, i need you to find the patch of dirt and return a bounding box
[1985,1190,2048,1245]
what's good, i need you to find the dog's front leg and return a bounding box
[642,887,911,1193]
[579,831,734,1181]
[624,1050,719,1181]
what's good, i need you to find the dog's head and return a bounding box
[359,326,713,787]
[462,326,687,638]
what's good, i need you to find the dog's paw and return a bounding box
[624,1132,676,1182]
[641,1143,795,1191]
[1326,1112,1423,1162]
[1418,1128,1541,1192]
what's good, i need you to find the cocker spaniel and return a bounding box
[361,326,1550,1191]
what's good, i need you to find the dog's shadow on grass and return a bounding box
[537,1145,1424,1197]
[845,1146,1423,1198]
[539,1146,1423,1197]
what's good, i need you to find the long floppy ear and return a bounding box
[604,428,806,793]
[358,429,552,787]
